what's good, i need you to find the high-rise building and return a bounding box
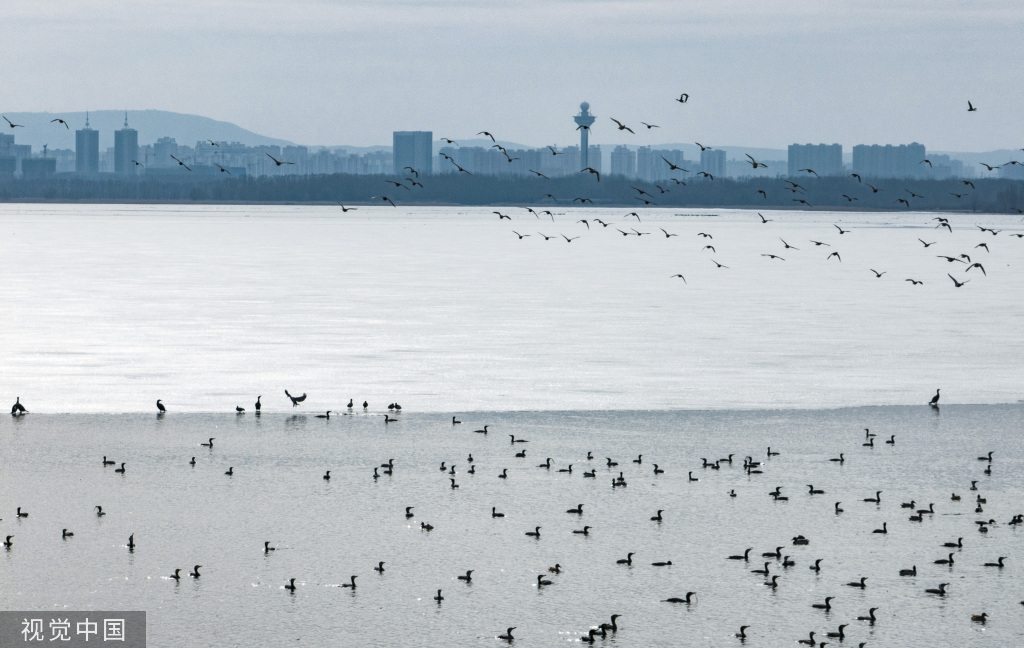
[636,148,685,182]
[610,146,636,178]
[153,137,179,167]
[114,113,138,175]
[788,143,843,177]
[851,143,927,179]
[700,149,726,178]
[75,113,99,174]
[393,131,432,176]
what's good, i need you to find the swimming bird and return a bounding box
[826,625,848,641]
[498,469,508,479]
[284,390,307,406]
[457,570,473,583]
[810,559,823,572]
[616,552,635,565]
[751,562,770,575]
[653,463,665,474]
[846,576,867,588]
[971,612,987,624]
[114,463,126,474]
[264,541,276,553]
[169,568,181,580]
[491,507,505,518]
[651,510,664,521]
[323,471,331,481]
[537,458,552,469]
[449,478,459,489]
[662,592,697,604]
[900,565,917,576]
[688,472,698,482]
[925,583,948,596]
[983,556,1006,568]
[225,467,233,476]
[736,626,749,640]
[573,526,591,535]
[978,451,993,462]
[808,485,824,495]
[525,527,541,538]
[127,534,135,550]
[864,491,882,504]
[830,453,845,464]
[433,589,444,602]
[515,449,526,458]
[797,632,818,646]
[856,607,878,623]
[384,414,397,423]
[62,528,74,538]
[728,548,752,561]
[95,505,105,516]
[473,424,489,435]
[190,457,196,466]
[421,522,433,531]
[567,504,583,514]
[762,546,783,559]
[190,565,202,578]
[872,522,888,534]
[340,575,357,589]
[498,628,515,642]
[917,502,935,514]
[200,437,215,448]
[284,578,296,592]
[548,564,562,574]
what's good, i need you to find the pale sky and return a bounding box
[2,0,1022,151]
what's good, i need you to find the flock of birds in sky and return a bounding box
[5,389,1021,644]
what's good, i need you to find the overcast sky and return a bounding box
[2,0,1021,151]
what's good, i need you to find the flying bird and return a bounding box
[779,238,799,249]
[799,168,819,177]
[493,211,511,220]
[170,155,191,171]
[582,167,601,181]
[870,269,886,278]
[948,273,969,287]
[757,189,767,199]
[758,213,772,223]
[695,142,711,151]
[745,154,767,169]
[529,169,549,179]
[375,195,396,207]
[980,163,1001,171]
[610,118,635,134]
[562,235,579,243]
[3,116,24,128]
[403,166,419,177]
[337,203,357,212]
[661,156,686,172]
[670,274,686,282]
[51,118,69,129]
[906,278,923,285]
[761,254,784,260]
[851,173,862,182]
[835,224,849,234]
[697,171,713,180]
[965,262,986,276]
[215,164,231,175]
[547,146,561,156]
[266,154,294,166]
[641,122,660,129]
[659,228,678,238]
[478,131,495,141]
[511,231,530,239]
[440,138,458,145]
[828,251,842,261]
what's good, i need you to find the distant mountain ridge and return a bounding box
[1,110,294,150]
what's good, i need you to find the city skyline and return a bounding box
[1,2,1021,152]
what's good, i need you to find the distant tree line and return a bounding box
[1,172,1021,213]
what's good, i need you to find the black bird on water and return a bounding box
[930,389,940,407]
[255,396,261,412]
[156,399,166,413]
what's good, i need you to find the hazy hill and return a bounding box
[1,110,294,150]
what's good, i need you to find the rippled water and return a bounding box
[1,407,1022,647]
[1,204,1022,647]
[1,204,1022,412]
